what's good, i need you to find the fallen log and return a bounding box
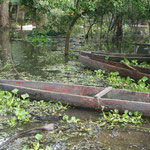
[0,123,55,150]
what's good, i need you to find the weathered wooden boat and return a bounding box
[79,55,150,83]
[80,51,150,63]
[0,79,150,117]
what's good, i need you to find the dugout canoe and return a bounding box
[79,55,150,83]
[80,51,150,63]
[0,79,150,116]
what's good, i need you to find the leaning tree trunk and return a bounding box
[0,0,9,28]
[65,14,81,56]
[85,22,95,39]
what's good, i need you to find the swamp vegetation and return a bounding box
[0,30,150,149]
[1,0,150,149]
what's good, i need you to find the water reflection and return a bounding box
[84,25,150,54]
[1,30,150,78]
[0,30,20,78]
[0,30,11,63]
[11,40,65,77]
[0,30,150,82]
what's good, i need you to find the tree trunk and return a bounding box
[65,14,81,56]
[116,16,123,39]
[85,22,95,39]
[17,6,25,30]
[148,22,150,35]
[0,0,9,28]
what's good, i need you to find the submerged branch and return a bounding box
[0,123,55,150]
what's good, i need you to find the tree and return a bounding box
[20,0,150,55]
[21,0,96,56]
[63,0,96,56]
[0,0,9,28]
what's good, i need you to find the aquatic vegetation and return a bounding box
[88,68,150,92]
[0,88,148,150]
[0,89,67,127]
[95,69,105,79]
[1,35,150,149]
[139,62,150,69]
[0,89,31,126]
[107,72,150,92]
[63,115,81,123]
[22,134,44,150]
[121,58,138,66]
[26,30,52,49]
[121,58,150,69]
[99,106,143,127]
[31,134,43,150]
[105,56,109,60]
[107,72,124,87]
[20,109,145,150]
[89,75,94,83]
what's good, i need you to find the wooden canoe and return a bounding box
[79,55,150,83]
[0,79,150,117]
[80,51,150,63]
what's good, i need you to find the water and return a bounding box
[0,30,150,150]
[2,108,150,150]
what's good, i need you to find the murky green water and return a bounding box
[0,30,150,150]
[1,108,150,150]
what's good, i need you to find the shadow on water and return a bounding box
[0,30,150,149]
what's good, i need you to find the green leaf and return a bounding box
[12,89,19,95]
[63,115,69,121]
[105,56,109,60]
[142,76,148,82]
[3,95,12,99]
[35,134,43,140]
[129,112,132,116]
[101,106,105,111]
[114,109,119,114]
[124,110,128,114]
[123,58,130,65]
[21,93,29,100]
[71,116,80,123]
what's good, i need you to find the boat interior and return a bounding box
[0,80,104,97]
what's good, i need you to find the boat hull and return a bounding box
[0,80,101,109]
[79,55,150,83]
[80,51,150,63]
[0,79,150,117]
